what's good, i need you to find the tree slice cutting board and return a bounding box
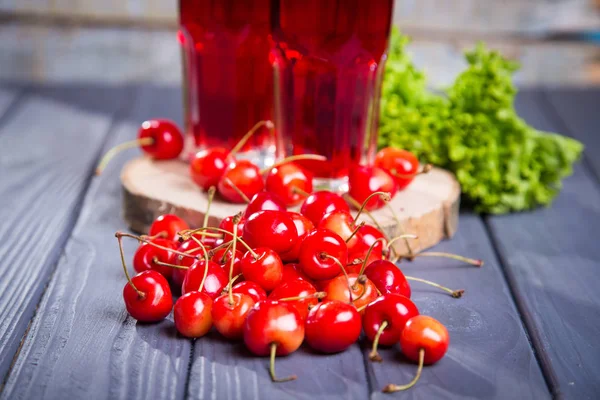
[121,157,460,255]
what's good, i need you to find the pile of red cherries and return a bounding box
[107,119,481,392]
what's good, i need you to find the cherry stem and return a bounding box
[321,253,353,303]
[116,232,199,261]
[292,186,310,197]
[188,237,210,292]
[260,154,327,174]
[385,234,418,251]
[385,202,414,257]
[230,120,274,157]
[228,216,240,305]
[369,320,389,362]
[345,221,365,244]
[278,292,327,302]
[345,194,396,258]
[219,242,233,264]
[392,164,433,179]
[223,177,250,204]
[115,234,144,298]
[140,231,167,241]
[356,303,368,313]
[222,273,243,294]
[269,343,297,383]
[152,257,189,270]
[354,191,391,223]
[202,186,216,229]
[403,252,483,267]
[406,276,464,298]
[210,239,233,254]
[355,237,387,285]
[95,136,154,176]
[382,348,425,392]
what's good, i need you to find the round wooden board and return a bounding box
[121,157,461,254]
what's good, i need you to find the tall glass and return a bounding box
[273,0,394,190]
[178,0,281,167]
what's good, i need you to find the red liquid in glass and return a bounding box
[274,0,394,179]
[179,0,277,156]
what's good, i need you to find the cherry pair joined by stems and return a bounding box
[96,119,184,175]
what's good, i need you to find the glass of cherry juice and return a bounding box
[178,0,281,167]
[273,0,394,190]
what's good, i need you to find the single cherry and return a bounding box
[324,273,378,312]
[218,160,264,203]
[212,293,256,340]
[133,238,178,279]
[244,191,286,218]
[305,300,361,353]
[149,214,189,241]
[318,210,360,251]
[298,229,348,281]
[219,215,245,242]
[243,300,304,382]
[279,212,314,262]
[268,280,319,321]
[375,147,419,190]
[123,270,173,322]
[348,166,397,211]
[181,259,228,299]
[172,236,206,288]
[265,162,313,207]
[174,291,213,338]
[231,281,267,303]
[240,247,283,292]
[349,224,386,260]
[242,210,298,255]
[365,259,411,298]
[363,294,419,361]
[300,191,350,227]
[190,147,233,190]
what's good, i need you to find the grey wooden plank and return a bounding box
[483,90,600,399]
[0,86,128,385]
[362,213,550,400]
[0,85,191,400]
[0,88,18,117]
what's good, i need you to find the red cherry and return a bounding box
[281,263,312,283]
[231,281,267,303]
[350,225,386,259]
[219,215,245,242]
[182,259,228,299]
[280,212,314,262]
[348,166,397,211]
[298,229,348,281]
[365,259,411,298]
[212,293,255,340]
[212,248,243,278]
[401,315,449,364]
[318,210,360,251]
[138,119,184,160]
[300,191,350,227]
[305,300,361,353]
[265,162,313,206]
[323,273,378,312]
[375,148,419,190]
[218,160,264,203]
[240,248,283,292]
[242,210,298,255]
[123,270,173,322]
[149,214,189,241]
[173,291,213,338]
[190,147,233,190]
[244,192,286,219]
[132,238,178,279]
[268,280,319,320]
[172,236,207,289]
[363,294,419,353]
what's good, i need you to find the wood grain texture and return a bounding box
[362,213,550,400]
[483,90,600,399]
[0,85,192,400]
[0,85,126,384]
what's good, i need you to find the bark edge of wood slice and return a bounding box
[121,157,461,254]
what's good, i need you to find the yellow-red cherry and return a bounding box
[400,315,449,365]
[212,293,255,340]
[324,273,378,313]
[173,291,213,338]
[363,294,419,346]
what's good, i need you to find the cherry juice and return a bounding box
[274,0,394,181]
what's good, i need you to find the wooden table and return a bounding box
[0,83,598,400]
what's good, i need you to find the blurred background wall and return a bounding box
[0,0,599,87]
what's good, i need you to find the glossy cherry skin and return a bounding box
[181,259,228,299]
[363,294,419,346]
[231,281,267,303]
[123,270,173,322]
[149,214,189,241]
[350,225,386,260]
[400,315,449,365]
[190,147,232,190]
[324,273,378,313]
[172,236,207,289]
[281,263,312,283]
[219,215,245,242]
[173,291,213,338]
[375,148,419,190]
[242,210,298,255]
[268,280,318,321]
[365,259,411,298]
[298,229,348,281]
[138,119,184,160]
[300,191,350,227]
[212,248,243,278]
[348,165,397,211]
[212,293,256,340]
[244,192,286,219]
[243,300,305,356]
[218,160,264,203]
[319,210,360,252]
[305,300,361,353]
[280,213,314,262]
[240,248,283,292]
[133,238,178,279]
[265,163,313,207]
